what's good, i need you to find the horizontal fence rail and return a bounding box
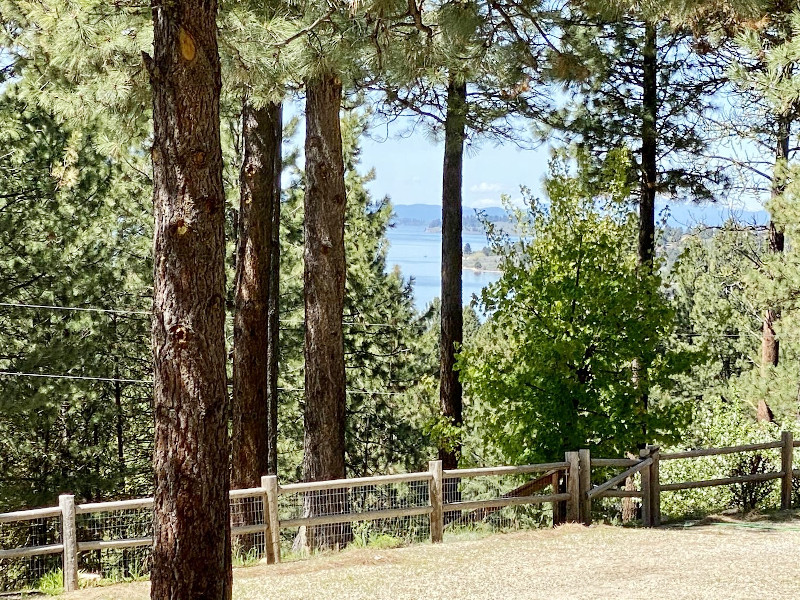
[1,432,797,594]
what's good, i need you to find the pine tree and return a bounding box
[0,92,153,510]
[145,0,232,595]
[370,0,555,470]
[722,5,800,419]
[550,2,726,444]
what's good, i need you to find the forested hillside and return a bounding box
[2,0,800,595]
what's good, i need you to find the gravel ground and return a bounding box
[68,515,800,600]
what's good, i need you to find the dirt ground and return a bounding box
[67,513,800,600]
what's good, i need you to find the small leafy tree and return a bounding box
[458,153,692,464]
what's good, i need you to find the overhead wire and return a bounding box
[0,302,420,329]
[0,370,410,395]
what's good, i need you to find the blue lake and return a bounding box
[384,225,502,310]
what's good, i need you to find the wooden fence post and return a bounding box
[781,431,794,510]
[650,446,661,527]
[578,449,591,526]
[565,451,580,522]
[429,460,444,543]
[59,494,78,592]
[639,448,652,527]
[262,475,281,563]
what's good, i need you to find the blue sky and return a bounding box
[359,118,551,209]
[356,117,769,227]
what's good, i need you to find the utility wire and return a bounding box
[0,371,151,384]
[0,302,150,316]
[0,371,409,395]
[0,302,417,329]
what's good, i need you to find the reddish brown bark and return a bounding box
[147,0,232,597]
[302,73,351,549]
[232,100,282,488]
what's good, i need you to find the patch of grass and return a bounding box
[36,570,63,596]
[233,547,262,568]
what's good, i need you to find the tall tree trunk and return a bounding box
[636,20,657,423]
[639,20,658,270]
[625,21,657,523]
[439,75,467,474]
[232,100,282,489]
[266,104,283,476]
[231,100,282,562]
[147,0,232,597]
[758,113,790,422]
[302,73,350,549]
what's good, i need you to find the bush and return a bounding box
[658,398,794,520]
[729,453,774,511]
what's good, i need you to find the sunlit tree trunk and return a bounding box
[439,75,467,475]
[147,0,232,596]
[302,72,351,549]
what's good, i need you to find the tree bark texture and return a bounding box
[302,73,350,549]
[439,76,467,473]
[266,104,282,477]
[232,100,283,489]
[147,0,232,597]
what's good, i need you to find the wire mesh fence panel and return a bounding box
[0,515,63,592]
[77,507,153,582]
[230,495,268,566]
[349,514,430,548]
[278,478,431,557]
[443,473,554,537]
[79,547,152,584]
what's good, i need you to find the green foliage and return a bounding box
[550,9,725,202]
[667,223,761,400]
[458,156,692,464]
[0,89,153,510]
[658,398,796,519]
[36,570,64,596]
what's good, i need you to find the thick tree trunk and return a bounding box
[147,1,232,597]
[302,73,350,549]
[232,100,282,489]
[231,100,282,561]
[439,75,467,473]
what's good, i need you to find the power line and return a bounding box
[0,302,150,316]
[0,302,417,329]
[0,371,151,384]
[0,371,409,395]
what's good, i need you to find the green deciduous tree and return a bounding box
[459,154,692,463]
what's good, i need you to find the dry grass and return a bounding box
[67,513,800,600]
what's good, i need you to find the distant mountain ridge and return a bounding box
[391,204,508,226]
[391,202,769,228]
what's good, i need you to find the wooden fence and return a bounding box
[1,432,797,592]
